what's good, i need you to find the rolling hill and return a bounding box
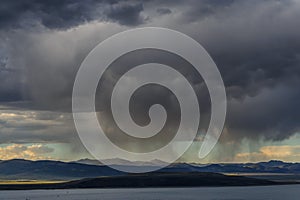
[0,159,300,180]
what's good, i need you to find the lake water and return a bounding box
[1,185,299,200]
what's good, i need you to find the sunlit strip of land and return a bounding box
[0,180,66,185]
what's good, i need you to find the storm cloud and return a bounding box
[0,0,300,161]
[0,0,146,30]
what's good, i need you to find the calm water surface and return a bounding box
[1,185,299,200]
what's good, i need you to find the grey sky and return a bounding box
[0,0,300,162]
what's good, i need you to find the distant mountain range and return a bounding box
[75,158,300,173]
[0,159,123,180]
[0,159,299,180]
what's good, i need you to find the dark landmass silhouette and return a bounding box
[1,159,300,180]
[0,172,287,190]
[0,159,299,190]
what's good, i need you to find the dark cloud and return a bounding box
[105,1,147,26]
[227,82,300,142]
[0,61,23,102]
[0,42,21,102]
[0,0,146,30]
[0,108,76,144]
[179,0,300,142]
[180,0,237,22]
[156,8,172,15]
[95,49,211,152]
[0,0,300,157]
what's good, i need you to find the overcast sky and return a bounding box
[0,0,300,163]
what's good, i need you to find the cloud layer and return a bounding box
[235,145,300,162]
[0,144,54,160]
[0,0,300,161]
[0,0,146,30]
